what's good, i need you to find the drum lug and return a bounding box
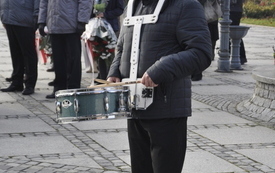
[74,98,79,113]
[104,96,109,112]
[118,92,127,112]
[55,101,61,115]
[128,96,132,111]
[131,94,140,108]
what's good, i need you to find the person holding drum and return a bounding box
[106,0,212,172]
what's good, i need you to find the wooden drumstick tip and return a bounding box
[94,79,111,84]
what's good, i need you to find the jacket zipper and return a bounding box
[160,83,167,103]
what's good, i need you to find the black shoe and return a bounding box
[22,87,34,95]
[46,92,55,99]
[5,77,13,82]
[46,67,55,72]
[48,81,55,86]
[1,85,23,92]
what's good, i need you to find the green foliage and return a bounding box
[94,3,106,12]
[241,17,275,27]
[243,0,275,18]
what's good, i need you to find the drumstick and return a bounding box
[88,80,141,88]
[94,79,111,84]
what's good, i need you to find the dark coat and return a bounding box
[38,0,93,34]
[0,0,40,27]
[108,0,212,119]
[104,0,124,32]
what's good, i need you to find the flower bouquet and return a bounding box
[35,31,52,65]
[82,17,117,68]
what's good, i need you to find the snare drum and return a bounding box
[55,86,130,123]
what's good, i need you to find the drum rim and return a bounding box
[55,86,130,96]
[56,88,106,97]
[104,86,129,93]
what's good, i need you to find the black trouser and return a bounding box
[230,11,247,63]
[128,117,187,173]
[5,24,38,88]
[97,58,108,80]
[97,52,114,80]
[50,33,82,90]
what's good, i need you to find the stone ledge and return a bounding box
[242,66,275,122]
[252,66,275,85]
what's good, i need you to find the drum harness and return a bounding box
[123,0,165,110]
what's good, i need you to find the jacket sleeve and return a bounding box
[107,27,125,79]
[78,0,94,23]
[38,0,48,24]
[147,0,212,84]
[34,0,40,17]
[198,0,206,5]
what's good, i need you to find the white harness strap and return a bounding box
[124,0,165,80]
[122,0,165,109]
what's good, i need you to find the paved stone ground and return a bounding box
[0,24,275,173]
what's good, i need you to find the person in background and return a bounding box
[230,0,247,64]
[0,0,40,95]
[92,0,124,80]
[38,0,93,99]
[192,0,220,81]
[107,0,212,172]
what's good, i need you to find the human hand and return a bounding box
[107,77,121,83]
[38,23,46,37]
[76,22,86,35]
[96,12,104,18]
[141,72,158,87]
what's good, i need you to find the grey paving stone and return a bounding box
[182,151,244,173]
[0,136,80,156]
[189,111,253,125]
[0,103,34,116]
[236,148,275,169]
[192,100,213,109]
[0,118,54,133]
[116,155,130,165]
[191,76,225,85]
[193,126,275,145]
[73,119,127,131]
[87,131,129,151]
[226,74,256,83]
[40,100,56,112]
[0,94,17,104]
[192,85,253,95]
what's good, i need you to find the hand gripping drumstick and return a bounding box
[88,80,141,89]
[94,79,112,84]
